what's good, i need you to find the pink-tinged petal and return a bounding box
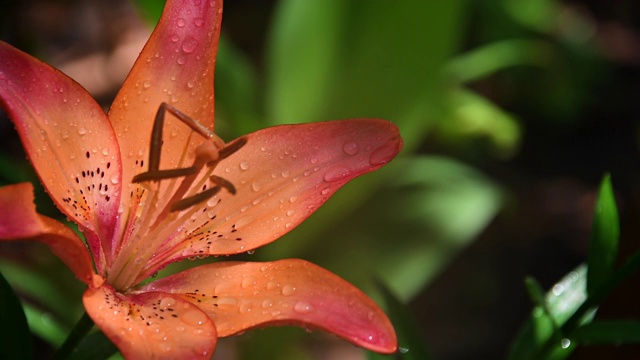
[84,284,217,359]
[150,119,401,267]
[0,41,123,272]
[139,259,397,354]
[109,0,222,194]
[0,183,102,287]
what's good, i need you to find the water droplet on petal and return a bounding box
[78,127,87,135]
[323,167,350,182]
[181,36,198,53]
[342,141,359,155]
[251,182,262,192]
[194,17,204,27]
[239,160,249,170]
[281,284,296,296]
[177,18,186,27]
[143,80,151,89]
[241,276,257,289]
[294,301,313,314]
[369,140,398,166]
[321,187,330,195]
[182,310,207,326]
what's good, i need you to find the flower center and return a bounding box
[107,103,245,291]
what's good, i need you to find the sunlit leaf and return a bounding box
[508,265,593,360]
[267,0,467,148]
[445,39,554,83]
[587,174,619,296]
[0,270,33,360]
[441,88,521,158]
[23,303,67,346]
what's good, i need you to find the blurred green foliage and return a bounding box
[2,0,639,358]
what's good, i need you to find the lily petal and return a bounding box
[139,259,398,354]
[84,284,217,359]
[0,183,102,287]
[0,41,123,272]
[109,0,222,195]
[150,119,401,268]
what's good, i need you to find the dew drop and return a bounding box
[170,34,179,43]
[159,342,172,353]
[294,301,313,314]
[239,302,252,313]
[217,297,238,306]
[241,276,257,289]
[321,187,330,195]
[177,18,186,27]
[289,196,298,203]
[194,17,204,27]
[342,141,359,155]
[177,56,186,65]
[251,182,262,192]
[110,175,120,184]
[323,167,350,182]
[239,160,250,170]
[182,310,207,326]
[281,170,290,178]
[369,140,398,166]
[143,80,151,89]
[281,284,296,296]
[181,36,198,53]
[78,127,87,135]
[261,299,273,308]
[101,148,109,156]
[266,281,278,291]
[286,210,294,216]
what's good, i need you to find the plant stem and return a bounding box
[52,312,94,360]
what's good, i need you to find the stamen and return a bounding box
[132,167,198,183]
[170,186,222,212]
[217,137,248,161]
[209,175,236,195]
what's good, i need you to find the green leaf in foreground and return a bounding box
[508,265,592,360]
[587,174,619,296]
[67,331,118,360]
[0,270,33,360]
[368,281,429,360]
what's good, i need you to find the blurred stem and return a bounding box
[52,312,94,360]
[536,249,640,358]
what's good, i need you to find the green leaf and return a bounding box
[214,37,263,138]
[587,174,619,296]
[508,265,592,360]
[445,39,554,83]
[23,303,67,346]
[131,0,164,23]
[0,270,33,360]
[266,0,467,148]
[368,281,429,360]
[67,331,118,360]
[572,320,640,344]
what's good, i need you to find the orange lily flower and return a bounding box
[0,0,401,358]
